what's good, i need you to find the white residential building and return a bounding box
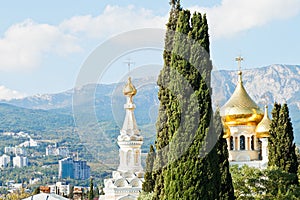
[0,154,11,168]
[56,147,69,157]
[48,182,71,197]
[4,146,26,155]
[13,155,28,168]
[19,138,39,147]
[46,145,69,157]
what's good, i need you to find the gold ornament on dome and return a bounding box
[123,77,137,103]
[256,105,271,138]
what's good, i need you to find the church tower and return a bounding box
[220,57,270,168]
[118,77,143,173]
[100,77,144,200]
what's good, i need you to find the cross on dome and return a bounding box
[235,56,244,83]
[235,56,244,72]
[124,58,135,73]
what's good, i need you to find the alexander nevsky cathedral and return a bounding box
[220,56,271,168]
[99,57,271,199]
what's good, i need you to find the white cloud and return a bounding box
[0,5,166,71]
[0,19,82,71]
[189,0,300,39]
[59,5,167,39]
[0,85,26,100]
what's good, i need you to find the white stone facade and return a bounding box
[100,78,144,200]
[226,125,269,168]
[13,155,28,168]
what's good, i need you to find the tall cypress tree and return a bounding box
[152,5,234,199]
[88,177,94,200]
[268,103,298,179]
[142,145,156,193]
[213,109,235,199]
[153,1,181,199]
[268,102,281,167]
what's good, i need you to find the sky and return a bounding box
[0,0,300,100]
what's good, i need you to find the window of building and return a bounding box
[251,135,255,150]
[127,150,132,166]
[230,136,234,150]
[240,135,245,150]
[134,151,139,165]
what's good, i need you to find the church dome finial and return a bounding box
[123,77,137,103]
[236,56,243,83]
[256,105,271,138]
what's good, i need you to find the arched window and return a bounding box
[134,150,139,165]
[240,135,245,150]
[230,136,234,150]
[251,136,255,150]
[127,150,132,166]
[258,140,262,160]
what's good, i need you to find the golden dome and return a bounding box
[220,71,263,119]
[123,77,137,99]
[220,70,263,139]
[256,105,271,138]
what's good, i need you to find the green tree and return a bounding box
[152,0,181,199]
[152,5,234,199]
[268,102,281,168]
[142,145,156,192]
[230,165,300,199]
[88,177,94,200]
[268,103,298,180]
[213,110,235,199]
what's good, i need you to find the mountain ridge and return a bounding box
[0,64,299,143]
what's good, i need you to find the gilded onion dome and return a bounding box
[123,77,137,103]
[256,105,271,138]
[220,71,263,120]
[220,70,263,137]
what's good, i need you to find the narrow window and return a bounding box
[251,136,255,150]
[230,136,234,150]
[134,151,139,165]
[240,135,245,150]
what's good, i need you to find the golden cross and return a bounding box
[124,59,135,73]
[235,56,243,71]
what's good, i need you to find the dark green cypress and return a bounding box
[142,145,156,193]
[213,109,235,199]
[152,7,234,199]
[268,102,281,167]
[269,103,298,180]
[153,1,181,199]
[88,177,94,200]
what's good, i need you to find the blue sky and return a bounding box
[0,0,300,99]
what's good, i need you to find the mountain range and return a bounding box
[0,64,299,146]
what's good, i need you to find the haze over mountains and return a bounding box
[1,64,299,143]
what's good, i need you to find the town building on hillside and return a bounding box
[4,146,26,155]
[46,144,70,157]
[13,155,28,168]
[220,56,271,168]
[74,160,90,180]
[58,157,90,180]
[59,157,74,179]
[99,77,144,200]
[48,182,72,197]
[19,138,39,147]
[0,154,10,168]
